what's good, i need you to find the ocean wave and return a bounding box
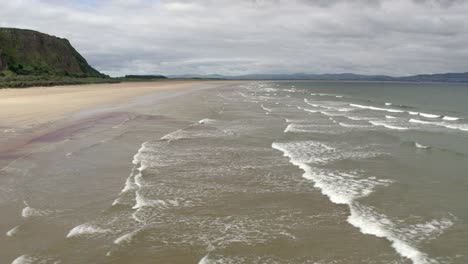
[344,116,374,121]
[271,141,379,168]
[442,116,461,121]
[338,122,372,128]
[409,119,433,125]
[272,142,390,204]
[260,104,273,112]
[66,223,111,238]
[198,254,212,264]
[161,127,232,141]
[410,119,468,132]
[199,118,217,125]
[132,191,167,209]
[272,140,453,263]
[419,113,440,119]
[262,88,278,92]
[283,124,313,133]
[11,255,60,264]
[369,121,409,131]
[304,99,320,108]
[283,124,337,134]
[21,202,53,218]
[415,142,430,149]
[385,115,397,119]
[350,104,404,113]
[284,118,310,123]
[296,106,318,113]
[6,225,20,237]
[348,204,454,264]
[114,228,143,245]
[320,111,343,117]
[120,175,138,194]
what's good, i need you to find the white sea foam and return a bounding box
[350,104,404,113]
[283,124,294,133]
[262,88,278,92]
[415,142,430,149]
[114,228,142,245]
[11,255,35,264]
[133,191,167,209]
[345,116,370,121]
[285,118,308,123]
[385,102,393,106]
[199,118,217,125]
[21,202,52,218]
[132,143,149,165]
[283,124,335,134]
[303,99,321,108]
[134,171,145,188]
[260,104,272,112]
[409,119,433,125]
[385,115,397,119]
[120,175,138,194]
[283,124,311,133]
[409,111,419,115]
[410,119,468,132]
[442,116,461,121]
[296,106,318,113]
[419,113,440,119]
[320,111,341,117]
[348,204,453,264]
[338,122,371,128]
[272,142,391,204]
[6,225,20,237]
[369,121,409,130]
[198,254,214,264]
[443,123,468,132]
[66,223,111,238]
[272,140,451,264]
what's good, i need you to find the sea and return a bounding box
[1,81,467,264]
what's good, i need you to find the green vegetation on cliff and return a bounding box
[0,28,169,88]
[0,28,104,77]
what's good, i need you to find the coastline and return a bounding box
[0,80,218,128]
[0,80,237,166]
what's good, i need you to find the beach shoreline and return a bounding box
[0,80,238,167]
[0,80,222,128]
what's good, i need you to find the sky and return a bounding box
[1,0,468,77]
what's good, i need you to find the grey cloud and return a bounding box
[1,0,468,76]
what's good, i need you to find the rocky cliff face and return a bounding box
[0,50,6,71]
[0,28,105,77]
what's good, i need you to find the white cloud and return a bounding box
[1,0,468,76]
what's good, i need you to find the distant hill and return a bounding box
[0,28,105,77]
[123,75,167,80]
[169,72,468,83]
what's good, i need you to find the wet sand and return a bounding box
[0,80,228,165]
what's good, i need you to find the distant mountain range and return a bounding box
[169,72,468,83]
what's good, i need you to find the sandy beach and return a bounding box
[0,80,213,128]
[0,81,467,264]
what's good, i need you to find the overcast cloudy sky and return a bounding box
[1,0,468,77]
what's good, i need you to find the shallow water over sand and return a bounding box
[1,81,467,263]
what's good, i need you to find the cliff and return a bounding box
[0,28,105,77]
